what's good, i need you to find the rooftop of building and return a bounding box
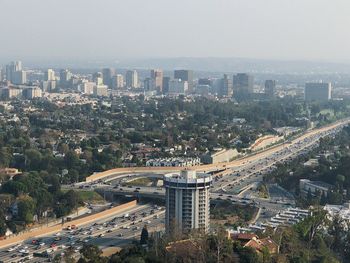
[300,179,333,189]
[165,169,210,180]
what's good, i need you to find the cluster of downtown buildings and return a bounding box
[0,60,333,101]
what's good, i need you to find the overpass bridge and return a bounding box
[95,185,294,213]
[84,118,350,184]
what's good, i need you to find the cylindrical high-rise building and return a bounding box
[164,170,212,234]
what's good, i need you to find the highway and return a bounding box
[212,122,339,193]
[68,118,348,221]
[78,118,346,200]
[0,204,164,263]
[84,118,350,183]
[1,119,348,262]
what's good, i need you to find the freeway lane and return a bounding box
[85,118,344,200]
[0,204,165,263]
[214,123,338,192]
[84,118,350,184]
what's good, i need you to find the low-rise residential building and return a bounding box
[303,158,319,167]
[324,203,350,222]
[237,207,311,233]
[146,157,200,167]
[23,86,42,99]
[299,179,332,197]
[0,168,21,178]
[228,233,279,254]
[1,87,22,99]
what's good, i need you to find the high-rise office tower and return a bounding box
[150,69,163,92]
[196,85,211,96]
[112,74,124,89]
[5,61,22,83]
[126,70,138,88]
[168,79,188,95]
[5,65,12,82]
[174,70,194,92]
[219,74,233,97]
[265,80,276,98]
[96,77,104,85]
[144,78,155,91]
[45,69,56,81]
[59,69,72,88]
[12,70,27,85]
[93,72,103,80]
[162,77,170,94]
[164,170,212,233]
[13,61,22,71]
[41,80,56,92]
[233,73,254,95]
[198,78,212,86]
[305,82,332,101]
[102,68,115,88]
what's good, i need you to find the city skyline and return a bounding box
[2,0,350,62]
[1,1,350,262]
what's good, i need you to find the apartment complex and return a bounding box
[164,170,212,233]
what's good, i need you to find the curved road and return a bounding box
[85,118,350,183]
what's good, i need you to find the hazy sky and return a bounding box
[1,0,350,61]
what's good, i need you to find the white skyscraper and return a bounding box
[45,69,56,81]
[164,170,212,233]
[112,74,124,89]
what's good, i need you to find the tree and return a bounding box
[54,190,81,218]
[78,244,107,263]
[0,147,11,168]
[17,197,36,224]
[63,247,76,263]
[33,189,52,220]
[336,174,345,189]
[235,245,259,263]
[52,254,62,263]
[296,209,327,261]
[261,247,271,263]
[1,180,27,196]
[57,143,69,154]
[320,192,327,205]
[24,149,42,171]
[47,175,61,193]
[208,227,235,263]
[0,210,7,236]
[64,151,81,170]
[328,215,345,253]
[64,190,81,210]
[140,225,149,245]
[343,222,350,260]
